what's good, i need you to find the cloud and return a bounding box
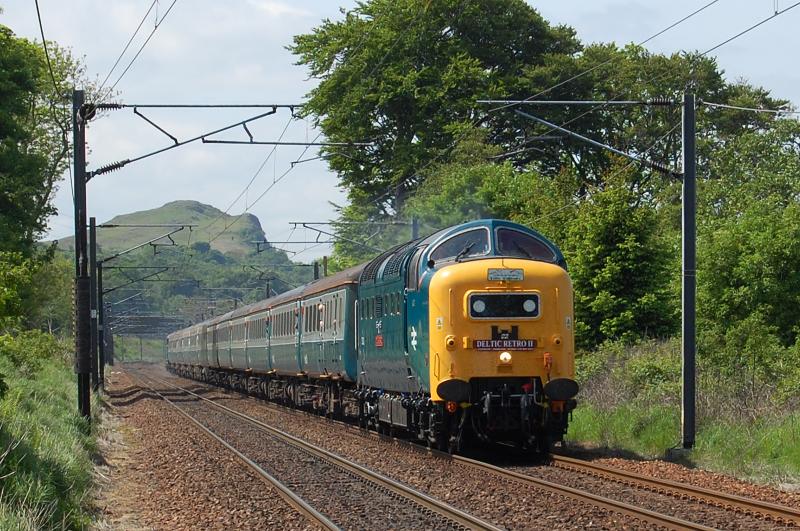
[246,0,313,18]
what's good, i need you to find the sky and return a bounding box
[2,0,799,261]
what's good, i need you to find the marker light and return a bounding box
[523,299,537,313]
[472,299,486,313]
[499,351,512,364]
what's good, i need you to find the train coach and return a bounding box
[167,219,578,453]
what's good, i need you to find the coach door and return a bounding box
[211,327,219,367]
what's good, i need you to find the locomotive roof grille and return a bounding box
[360,241,408,283]
[381,240,418,278]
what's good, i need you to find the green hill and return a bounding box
[55,200,266,256]
[52,200,316,323]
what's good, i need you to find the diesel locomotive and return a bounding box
[167,219,578,453]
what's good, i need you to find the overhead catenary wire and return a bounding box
[488,0,800,163]
[701,101,800,114]
[96,0,158,98]
[487,0,723,115]
[98,0,181,103]
[701,1,800,56]
[34,0,61,99]
[208,131,325,244]
[203,114,295,233]
[34,0,73,201]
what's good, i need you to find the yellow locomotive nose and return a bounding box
[427,258,575,403]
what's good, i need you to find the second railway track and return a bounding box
[129,369,503,531]
[547,454,800,527]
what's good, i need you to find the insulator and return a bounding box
[94,159,131,176]
[96,103,123,110]
[648,97,675,106]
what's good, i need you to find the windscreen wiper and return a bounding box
[455,242,476,262]
[513,241,532,258]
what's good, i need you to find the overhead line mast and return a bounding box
[480,95,695,449]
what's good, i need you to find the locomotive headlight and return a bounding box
[499,351,512,364]
[523,299,537,313]
[472,299,486,313]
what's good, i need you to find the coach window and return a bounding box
[326,300,332,328]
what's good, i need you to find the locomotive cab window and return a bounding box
[430,228,490,263]
[496,228,557,262]
[405,246,427,291]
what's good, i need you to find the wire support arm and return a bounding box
[514,110,681,177]
[134,107,179,144]
[99,227,186,263]
[201,139,372,147]
[700,101,800,114]
[99,223,198,228]
[297,223,384,253]
[88,110,280,178]
[97,103,305,110]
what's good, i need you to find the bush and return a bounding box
[576,338,680,409]
[0,330,71,377]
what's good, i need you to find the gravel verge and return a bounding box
[97,369,319,530]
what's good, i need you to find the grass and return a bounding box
[567,403,680,457]
[694,413,800,481]
[567,339,800,484]
[567,404,800,482]
[0,355,99,530]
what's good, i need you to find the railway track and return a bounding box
[151,366,800,530]
[130,369,503,531]
[548,454,800,527]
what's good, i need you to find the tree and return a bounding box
[291,0,580,216]
[402,125,576,242]
[0,24,89,256]
[567,166,677,349]
[0,252,35,332]
[23,251,73,334]
[695,119,800,365]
